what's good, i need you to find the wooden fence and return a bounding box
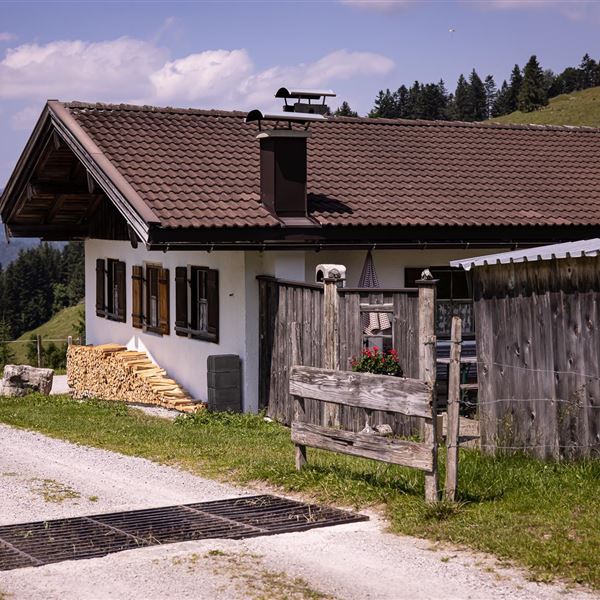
[258,276,421,433]
[472,257,600,459]
[289,365,439,502]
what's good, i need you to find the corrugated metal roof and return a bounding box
[450,238,600,271]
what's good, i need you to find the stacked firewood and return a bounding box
[67,344,202,413]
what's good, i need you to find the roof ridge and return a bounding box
[63,101,600,133]
[63,101,248,118]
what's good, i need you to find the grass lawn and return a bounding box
[489,86,600,127]
[11,304,84,366]
[0,393,598,589]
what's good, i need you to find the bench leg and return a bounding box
[295,444,307,470]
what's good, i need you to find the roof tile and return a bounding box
[65,102,600,230]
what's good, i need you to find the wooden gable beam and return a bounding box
[44,194,68,225]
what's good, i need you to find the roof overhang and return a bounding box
[450,237,600,271]
[0,101,159,244]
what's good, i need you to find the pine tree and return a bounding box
[518,55,548,112]
[579,53,597,89]
[396,85,409,118]
[469,69,487,120]
[507,64,523,113]
[407,81,423,118]
[334,101,358,117]
[454,74,471,121]
[369,89,398,118]
[484,75,497,119]
[492,80,511,117]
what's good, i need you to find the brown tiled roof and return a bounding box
[64,102,600,230]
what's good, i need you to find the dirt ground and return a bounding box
[0,423,596,600]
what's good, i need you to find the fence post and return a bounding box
[36,334,42,368]
[445,316,462,502]
[323,274,342,428]
[67,335,73,346]
[417,273,439,503]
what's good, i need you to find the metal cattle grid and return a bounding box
[0,494,368,571]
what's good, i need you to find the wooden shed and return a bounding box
[451,239,600,460]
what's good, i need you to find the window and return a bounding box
[131,264,170,335]
[175,265,219,343]
[404,266,474,338]
[359,292,394,352]
[95,258,126,322]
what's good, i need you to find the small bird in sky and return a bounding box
[449,28,456,33]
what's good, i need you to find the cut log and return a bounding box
[67,344,200,413]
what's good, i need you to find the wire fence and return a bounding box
[446,355,600,457]
[0,335,83,370]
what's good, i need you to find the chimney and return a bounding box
[246,88,336,226]
[258,129,308,221]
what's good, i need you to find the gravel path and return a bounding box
[0,424,596,600]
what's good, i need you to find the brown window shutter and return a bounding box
[116,261,126,323]
[95,258,106,317]
[207,269,219,342]
[131,265,143,328]
[175,266,188,336]
[158,267,170,335]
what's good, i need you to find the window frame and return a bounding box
[174,265,219,344]
[96,258,126,323]
[404,266,474,339]
[144,263,162,334]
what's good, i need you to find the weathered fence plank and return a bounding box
[290,366,431,417]
[291,421,434,471]
[473,256,600,459]
[444,316,461,502]
[258,276,422,435]
[417,277,439,503]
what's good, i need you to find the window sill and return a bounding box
[175,326,218,344]
[143,326,164,336]
[106,314,125,323]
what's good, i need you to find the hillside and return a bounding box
[490,86,600,127]
[12,304,84,365]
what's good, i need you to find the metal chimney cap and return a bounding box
[245,109,325,124]
[275,88,336,100]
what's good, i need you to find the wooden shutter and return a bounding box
[207,268,219,342]
[158,267,170,335]
[175,266,188,336]
[95,258,106,317]
[116,261,126,322]
[131,265,143,328]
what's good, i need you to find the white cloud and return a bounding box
[0,37,167,101]
[149,49,254,105]
[10,105,40,130]
[339,0,413,13]
[0,32,16,42]
[0,36,394,118]
[241,50,395,109]
[471,0,600,21]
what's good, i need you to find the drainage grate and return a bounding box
[0,495,367,571]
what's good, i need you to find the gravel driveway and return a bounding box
[0,423,596,600]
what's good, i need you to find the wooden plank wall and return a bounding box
[473,256,600,459]
[258,277,421,434]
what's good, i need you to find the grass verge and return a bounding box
[0,394,598,589]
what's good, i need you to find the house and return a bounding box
[2,89,600,412]
[449,239,600,459]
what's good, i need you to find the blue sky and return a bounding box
[1,0,600,185]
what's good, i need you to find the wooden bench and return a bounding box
[289,365,439,501]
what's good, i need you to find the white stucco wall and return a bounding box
[85,241,266,411]
[304,248,508,287]
[85,242,509,412]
